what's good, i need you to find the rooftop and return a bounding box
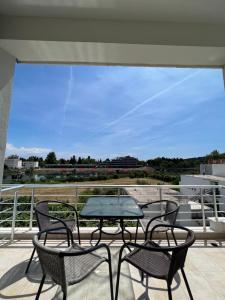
[181,174,225,182]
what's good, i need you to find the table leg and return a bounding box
[120,219,132,242]
[90,218,103,246]
[121,218,132,251]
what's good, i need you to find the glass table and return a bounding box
[80,196,144,245]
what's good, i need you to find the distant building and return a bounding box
[103,156,141,168]
[200,163,225,177]
[23,161,39,169]
[4,157,22,169]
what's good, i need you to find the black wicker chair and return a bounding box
[135,200,179,244]
[33,227,113,300]
[116,224,195,300]
[25,200,80,273]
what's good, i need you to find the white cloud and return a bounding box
[6,143,51,158]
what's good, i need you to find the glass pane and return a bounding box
[80,196,143,218]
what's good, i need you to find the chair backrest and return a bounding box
[164,200,179,224]
[35,201,51,231]
[168,227,195,284]
[33,235,66,289]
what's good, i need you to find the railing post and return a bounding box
[11,191,18,241]
[213,188,218,221]
[75,187,78,202]
[159,187,163,215]
[200,188,206,232]
[75,187,78,213]
[29,188,35,230]
[117,187,120,197]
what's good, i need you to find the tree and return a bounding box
[45,152,57,164]
[8,154,19,159]
[69,155,76,165]
[209,150,220,159]
[59,158,66,164]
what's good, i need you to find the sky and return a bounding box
[6,64,225,160]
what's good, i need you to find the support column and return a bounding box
[0,48,16,189]
[223,67,225,90]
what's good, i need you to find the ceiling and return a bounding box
[0,0,225,69]
[0,0,225,24]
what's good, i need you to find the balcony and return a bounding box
[0,184,225,299]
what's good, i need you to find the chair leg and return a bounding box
[115,260,122,300]
[181,268,194,300]
[35,274,46,300]
[166,231,170,247]
[108,260,114,300]
[25,247,36,274]
[171,228,178,246]
[141,271,144,282]
[77,224,81,245]
[167,282,172,300]
[63,290,67,300]
[135,220,139,243]
[66,230,70,247]
[43,233,48,245]
[26,233,47,274]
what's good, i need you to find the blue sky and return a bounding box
[6,65,225,160]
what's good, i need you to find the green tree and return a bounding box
[209,150,220,159]
[59,158,66,164]
[8,154,19,159]
[45,152,57,164]
[69,155,76,165]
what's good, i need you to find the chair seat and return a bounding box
[64,243,106,284]
[47,219,76,233]
[125,241,170,279]
[140,218,170,232]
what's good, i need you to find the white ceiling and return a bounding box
[1,0,225,24]
[1,0,225,68]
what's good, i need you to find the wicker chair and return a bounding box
[116,224,195,300]
[33,227,113,300]
[135,200,179,244]
[25,200,80,273]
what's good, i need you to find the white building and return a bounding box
[4,158,22,169]
[23,161,39,169]
[200,163,225,177]
[180,165,225,217]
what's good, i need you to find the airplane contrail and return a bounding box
[105,69,202,128]
[59,66,73,135]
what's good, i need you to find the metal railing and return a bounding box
[0,184,224,241]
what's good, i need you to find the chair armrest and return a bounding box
[140,200,167,209]
[118,241,176,262]
[61,243,111,261]
[37,226,74,243]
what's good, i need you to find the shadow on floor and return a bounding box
[0,258,55,299]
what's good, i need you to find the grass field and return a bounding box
[3,177,164,203]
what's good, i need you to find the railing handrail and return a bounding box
[1,183,225,189]
[1,184,24,193]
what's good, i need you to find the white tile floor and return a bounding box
[0,239,224,300]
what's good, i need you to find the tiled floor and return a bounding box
[0,239,224,300]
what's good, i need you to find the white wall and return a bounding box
[0,48,16,187]
[212,164,225,177]
[5,158,22,169]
